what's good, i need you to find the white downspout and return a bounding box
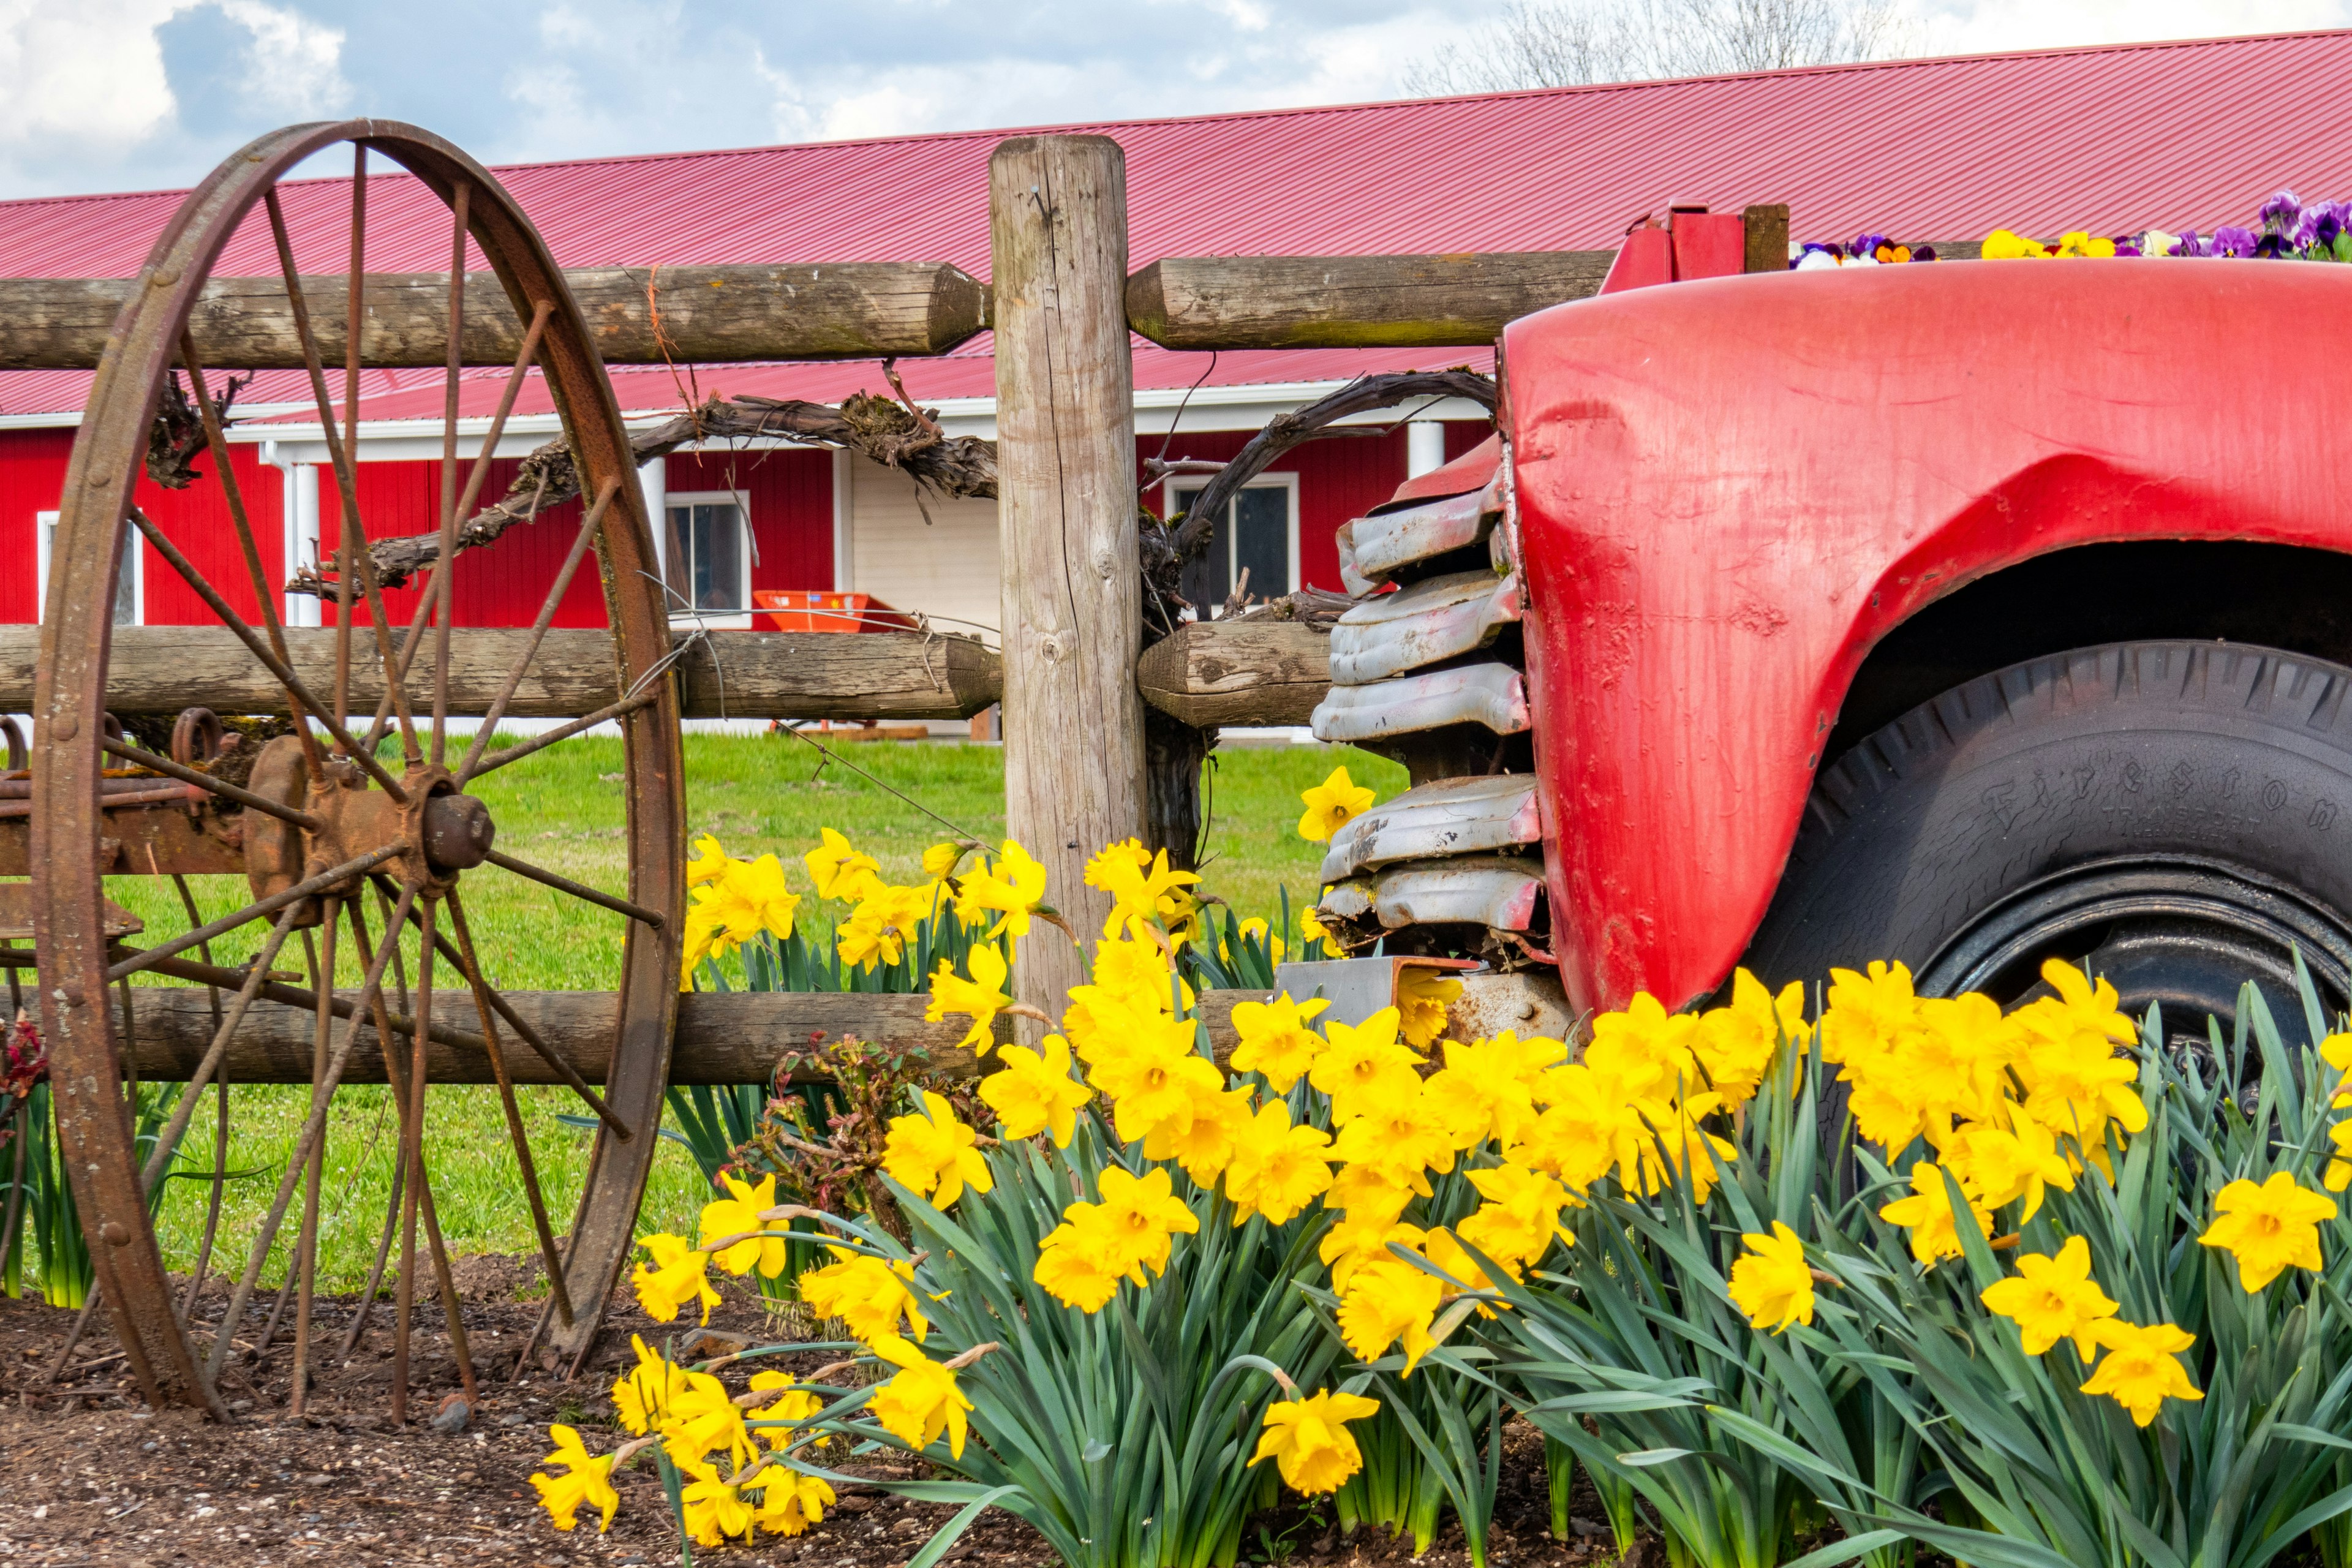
[1406,420,1447,480]
[831,446,854,592]
[639,453,668,608]
[262,442,322,627]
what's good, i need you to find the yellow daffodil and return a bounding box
[2080,1319,2203,1427]
[921,840,968,880]
[1085,1012,1225,1142]
[1820,960,1918,1066]
[2199,1170,2337,1292]
[799,1245,930,1346]
[1635,1092,1738,1202]
[1142,1083,1256,1183]
[747,1370,824,1424]
[925,942,1014,1053]
[1877,1162,1991,1267]
[1320,1208,1427,1292]
[1227,992,1330,1091]
[2328,1118,2352,1193]
[836,882,935,971]
[1395,965,1463,1049]
[1513,1063,1648,1194]
[956,840,1052,944]
[1084,838,1202,941]
[882,1090,993,1210]
[1456,1163,1577,1270]
[751,1470,835,1536]
[1337,1251,1446,1373]
[1944,1108,2075,1221]
[631,1232,720,1325]
[1035,1210,1130,1312]
[1309,1008,1423,1123]
[529,1424,619,1532]
[1300,902,1334,948]
[867,1335,974,1458]
[1425,1033,1551,1150]
[1223,1100,1336,1226]
[1980,1236,2117,1358]
[1585,993,1701,1103]
[698,1171,790,1278]
[1330,1085,1453,1196]
[703,853,802,942]
[1298,767,1377,843]
[612,1334,717,1434]
[978,1034,1093,1146]
[659,1376,758,1472]
[1253,1389,1382,1494]
[679,1459,758,1547]
[685,833,729,888]
[804,827,883,903]
[1694,970,1810,1110]
[1727,1221,1812,1333]
[1088,1165,1202,1278]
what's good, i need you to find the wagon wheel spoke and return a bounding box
[482,846,666,929]
[428,184,470,768]
[262,184,423,767]
[97,736,323,831]
[203,879,418,1387]
[456,477,617,778]
[287,908,337,1417]
[459,688,660,784]
[368,870,633,1139]
[138,903,304,1193]
[445,887,577,1326]
[103,842,404,984]
[127,507,409,801]
[178,345,331,778]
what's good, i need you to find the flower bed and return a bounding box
[535,775,2352,1568]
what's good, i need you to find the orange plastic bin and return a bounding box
[751,590,918,633]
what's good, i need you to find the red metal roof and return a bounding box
[2,27,2348,420]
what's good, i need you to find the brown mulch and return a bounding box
[0,1259,1627,1568]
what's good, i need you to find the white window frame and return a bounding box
[661,489,755,629]
[1161,470,1300,616]
[34,509,142,627]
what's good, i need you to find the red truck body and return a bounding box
[1496,258,2352,1016]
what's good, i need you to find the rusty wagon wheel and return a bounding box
[21,119,684,1414]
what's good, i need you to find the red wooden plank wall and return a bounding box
[1141,424,1417,594]
[0,428,285,627]
[318,458,600,628]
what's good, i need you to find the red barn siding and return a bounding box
[1142,426,1409,595]
[318,458,600,629]
[134,444,285,627]
[0,428,285,627]
[0,428,70,624]
[664,448,834,594]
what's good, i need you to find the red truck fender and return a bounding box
[1501,258,2352,1014]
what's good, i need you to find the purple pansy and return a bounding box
[2210,225,2260,258]
[2260,189,2303,235]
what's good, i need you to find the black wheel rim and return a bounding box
[1917,854,2352,1047]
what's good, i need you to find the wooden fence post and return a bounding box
[990,135,1144,1009]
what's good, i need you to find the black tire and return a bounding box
[1745,641,2352,1039]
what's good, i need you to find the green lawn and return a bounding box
[69,734,1403,1293]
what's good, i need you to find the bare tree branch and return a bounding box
[1403,0,1917,96]
[287,391,998,597]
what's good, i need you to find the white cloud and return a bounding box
[214,0,347,116]
[0,0,183,181]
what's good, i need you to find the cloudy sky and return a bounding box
[0,0,2340,199]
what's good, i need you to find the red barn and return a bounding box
[5,28,2352,662]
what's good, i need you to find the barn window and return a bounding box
[1167,473,1297,618]
[35,510,139,626]
[662,492,753,622]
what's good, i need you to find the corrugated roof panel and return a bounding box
[1,29,2346,415]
